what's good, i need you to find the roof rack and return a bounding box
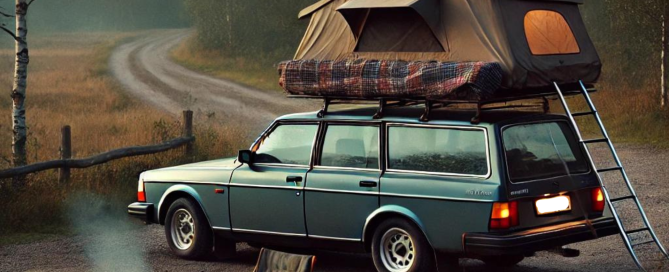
[289,83,597,124]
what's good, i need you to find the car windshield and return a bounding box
[503,122,589,182]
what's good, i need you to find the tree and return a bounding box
[0,0,34,176]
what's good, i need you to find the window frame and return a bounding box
[251,120,321,168]
[384,123,491,179]
[500,120,592,184]
[314,121,382,172]
[522,9,581,56]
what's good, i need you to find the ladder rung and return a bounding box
[626,227,650,235]
[582,138,609,144]
[610,195,636,202]
[597,166,623,173]
[632,240,656,247]
[572,111,596,117]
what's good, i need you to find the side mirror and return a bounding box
[237,150,255,165]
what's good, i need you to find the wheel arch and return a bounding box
[362,205,432,252]
[158,184,212,227]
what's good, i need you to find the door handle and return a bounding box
[286,176,303,183]
[359,181,378,188]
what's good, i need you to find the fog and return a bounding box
[0,0,188,33]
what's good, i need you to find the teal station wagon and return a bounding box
[128,106,619,271]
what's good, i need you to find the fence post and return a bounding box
[183,110,193,156]
[59,125,71,183]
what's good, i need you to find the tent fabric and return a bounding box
[278,59,504,100]
[294,0,600,91]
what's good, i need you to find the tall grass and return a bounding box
[0,33,252,243]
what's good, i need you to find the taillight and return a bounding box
[592,188,605,212]
[138,179,146,202]
[490,201,519,230]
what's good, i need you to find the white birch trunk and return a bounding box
[11,0,29,167]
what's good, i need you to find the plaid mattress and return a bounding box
[278,59,503,101]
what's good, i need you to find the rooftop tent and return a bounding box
[293,0,600,91]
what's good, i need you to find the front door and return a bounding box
[230,122,319,236]
[305,123,381,241]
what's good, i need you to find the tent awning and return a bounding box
[336,0,441,39]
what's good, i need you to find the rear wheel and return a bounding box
[165,198,213,259]
[482,255,525,267]
[371,218,436,272]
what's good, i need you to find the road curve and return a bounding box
[109,29,316,129]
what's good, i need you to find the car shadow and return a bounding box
[208,243,574,272]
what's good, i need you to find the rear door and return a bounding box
[500,120,603,229]
[229,122,319,236]
[305,123,381,241]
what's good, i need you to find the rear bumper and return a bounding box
[464,217,618,256]
[127,202,154,224]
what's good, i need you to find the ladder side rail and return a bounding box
[553,82,645,269]
[578,81,669,258]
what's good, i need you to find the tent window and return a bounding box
[524,10,580,55]
[355,8,444,53]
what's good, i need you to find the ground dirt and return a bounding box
[1,30,668,272]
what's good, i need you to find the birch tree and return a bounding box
[0,0,34,170]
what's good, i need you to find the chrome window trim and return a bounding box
[228,183,303,190]
[317,123,382,171]
[380,192,495,203]
[385,123,492,179]
[233,228,306,237]
[500,119,592,184]
[309,235,361,242]
[251,121,320,168]
[312,165,382,173]
[305,187,379,196]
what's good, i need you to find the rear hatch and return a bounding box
[498,118,605,231]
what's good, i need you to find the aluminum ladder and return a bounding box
[553,80,669,271]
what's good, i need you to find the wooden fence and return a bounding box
[0,110,195,181]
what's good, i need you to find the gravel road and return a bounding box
[109,29,313,130]
[2,30,668,271]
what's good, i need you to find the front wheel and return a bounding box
[164,198,213,259]
[371,218,436,272]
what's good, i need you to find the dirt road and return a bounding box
[2,31,669,271]
[109,29,313,130]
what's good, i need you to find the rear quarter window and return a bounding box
[387,125,489,176]
[503,121,589,182]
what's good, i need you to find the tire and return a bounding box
[164,198,213,260]
[371,218,436,272]
[481,255,525,267]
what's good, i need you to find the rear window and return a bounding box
[387,126,488,176]
[503,122,589,182]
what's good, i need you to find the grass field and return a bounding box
[0,32,250,244]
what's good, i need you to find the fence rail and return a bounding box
[0,110,195,180]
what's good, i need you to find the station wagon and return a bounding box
[128,106,619,271]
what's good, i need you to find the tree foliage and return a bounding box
[183,0,312,60]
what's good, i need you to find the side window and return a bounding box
[254,124,318,165]
[320,125,379,169]
[387,126,488,176]
[524,10,580,55]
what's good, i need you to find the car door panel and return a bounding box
[305,168,380,240]
[229,164,307,235]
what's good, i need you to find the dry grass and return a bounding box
[170,35,284,92]
[550,83,669,148]
[0,32,250,241]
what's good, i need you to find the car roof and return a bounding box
[277,105,567,126]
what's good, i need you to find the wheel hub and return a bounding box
[171,208,195,250]
[380,228,415,272]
